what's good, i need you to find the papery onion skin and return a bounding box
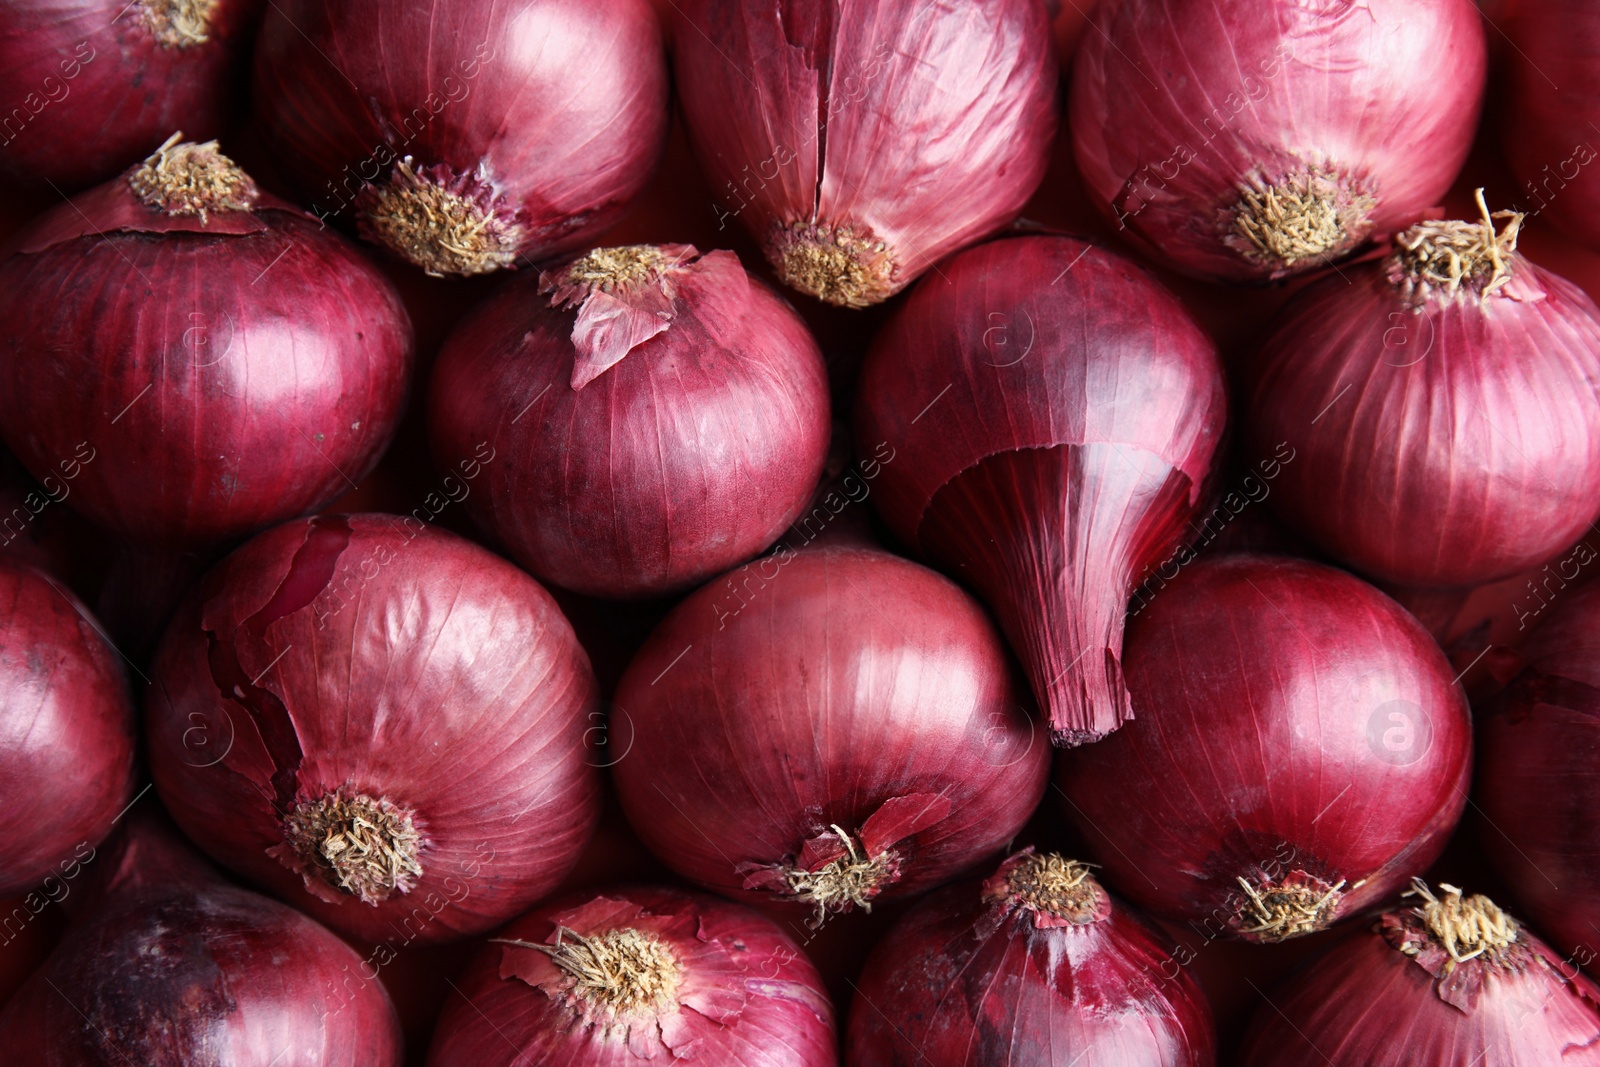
[0,558,135,898]
[847,850,1216,1067]
[0,884,403,1066]
[428,244,830,599]
[0,0,261,190]
[1056,555,1471,942]
[1239,885,1600,1066]
[1070,0,1485,282]
[145,513,602,944]
[673,0,1056,307]
[254,0,667,276]
[427,885,836,1067]
[1243,206,1600,589]
[1477,580,1600,976]
[0,140,413,550]
[855,234,1226,746]
[611,543,1048,918]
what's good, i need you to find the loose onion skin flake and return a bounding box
[1057,555,1471,943]
[145,514,602,945]
[1071,0,1486,282]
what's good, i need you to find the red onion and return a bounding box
[0,557,135,898]
[0,883,403,1065]
[1243,197,1600,590]
[0,138,413,550]
[426,885,835,1066]
[855,234,1227,746]
[1477,579,1600,976]
[1240,882,1600,1065]
[428,244,830,599]
[1504,2,1600,249]
[254,0,668,276]
[1070,0,1486,282]
[145,513,602,944]
[0,0,260,190]
[1056,554,1471,942]
[673,0,1056,307]
[847,849,1216,1066]
[611,542,1048,919]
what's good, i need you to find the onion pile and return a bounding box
[429,243,830,598]
[856,234,1227,746]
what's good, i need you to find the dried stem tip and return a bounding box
[784,825,893,922]
[1234,873,1347,943]
[1231,169,1375,272]
[563,246,674,291]
[129,133,257,222]
[1006,853,1102,923]
[498,927,681,1014]
[281,789,423,905]
[143,0,220,48]
[1392,189,1523,303]
[362,160,524,277]
[1406,879,1519,964]
[770,220,898,308]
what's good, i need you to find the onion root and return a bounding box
[280,787,424,905]
[361,159,524,276]
[771,219,897,308]
[128,133,257,221]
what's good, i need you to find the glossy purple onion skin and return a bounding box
[1504,3,1600,248]
[427,885,836,1067]
[847,864,1216,1066]
[145,514,603,944]
[674,0,1056,302]
[1243,254,1600,589]
[0,189,413,550]
[0,884,403,1066]
[1071,0,1485,282]
[1057,555,1471,935]
[253,0,667,261]
[428,251,830,599]
[0,0,261,190]
[611,543,1049,911]
[0,558,134,897]
[1478,581,1600,976]
[855,235,1226,746]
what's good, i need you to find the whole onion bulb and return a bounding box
[848,849,1216,1066]
[1071,0,1486,282]
[855,234,1227,746]
[1243,197,1600,589]
[429,244,830,599]
[427,886,835,1067]
[673,0,1056,307]
[146,513,602,944]
[254,0,668,276]
[0,558,135,897]
[1240,882,1600,1065]
[611,543,1048,920]
[0,137,413,549]
[1057,555,1471,942]
[0,0,261,190]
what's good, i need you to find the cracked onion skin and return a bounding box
[1057,555,1471,943]
[0,0,262,190]
[673,0,1056,307]
[427,885,836,1067]
[1071,0,1485,282]
[611,543,1049,920]
[428,244,830,599]
[145,513,602,945]
[855,234,1226,747]
[847,850,1216,1067]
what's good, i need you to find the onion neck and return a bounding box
[769,219,897,307]
[142,0,220,48]
[279,788,424,905]
[1390,189,1523,305]
[1232,870,1346,943]
[1228,167,1375,275]
[360,159,524,276]
[499,926,682,1016]
[128,133,258,222]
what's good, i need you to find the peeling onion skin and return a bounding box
[428,245,831,599]
[672,0,1056,307]
[145,513,602,944]
[426,885,837,1067]
[611,543,1049,919]
[847,851,1216,1067]
[1477,581,1600,978]
[1070,0,1485,283]
[1057,555,1472,943]
[0,0,262,190]
[855,234,1226,747]
[0,884,403,1066]
[0,559,135,897]
[1242,217,1600,590]
[253,0,668,276]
